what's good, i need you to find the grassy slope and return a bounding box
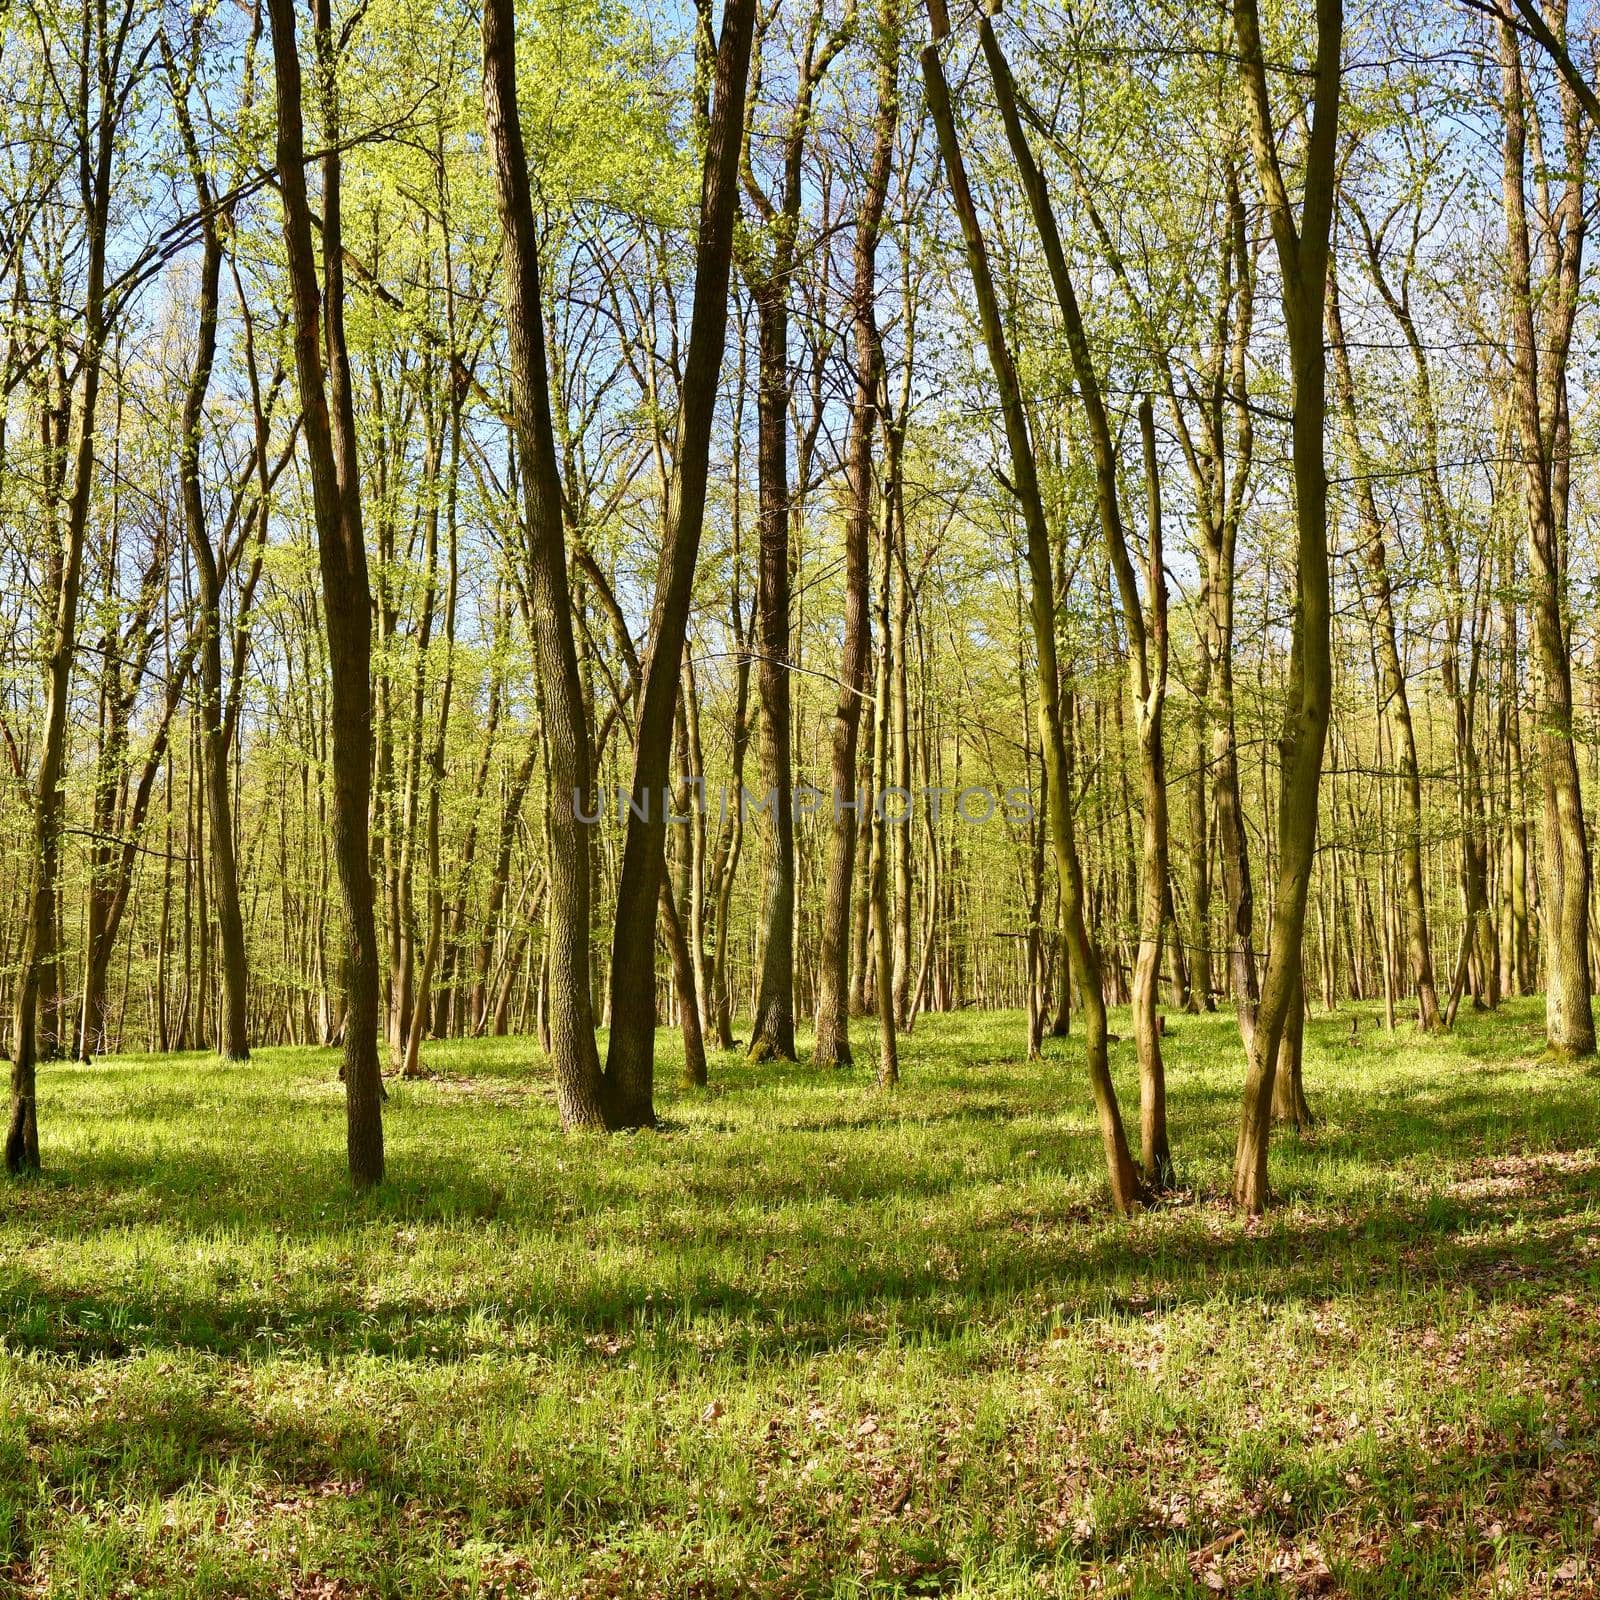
[0,1000,1596,1598]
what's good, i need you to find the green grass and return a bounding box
[1,1000,1597,1597]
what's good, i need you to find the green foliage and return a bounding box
[1,1003,1596,1595]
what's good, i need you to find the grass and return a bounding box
[0,999,1597,1598]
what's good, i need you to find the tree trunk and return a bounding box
[1271,962,1312,1129]
[871,461,899,1088]
[1496,1,1594,1057]
[8,0,120,1169]
[1326,271,1440,1032]
[601,0,755,1122]
[480,0,619,1127]
[660,873,707,1087]
[268,0,386,1183]
[404,383,462,1079]
[976,23,1171,1190]
[169,55,250,1063]
[1229,0,1341,1213]
[924,27,1141,1214]
[816,16,896,1063]
[890,531,915,1026]
[745,274,799,1064]
[1132,403,1173,1188]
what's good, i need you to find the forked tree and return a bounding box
[601,0,756,1126]
[922,15,1143,1215]
[266,0,386,1182]
[1229,0,1342,1213]
[815,0,900,1068]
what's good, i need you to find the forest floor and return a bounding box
[0,1000,1597,1598]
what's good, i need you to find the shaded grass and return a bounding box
[0,1000,1597,1596]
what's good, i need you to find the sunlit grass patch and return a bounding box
[0,999,1596,1595]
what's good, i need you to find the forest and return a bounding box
[1,0,1598,1592]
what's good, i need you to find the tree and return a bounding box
[1229,0,1342,1213]
[815,0,899,1068]
[480,0,610,1129]
[6,0,145,1171]
[164,26,251,1063]
[600,0,756,1127]
[976,16,1176,1186]
[1326,263,1441,1032]
[740,0,852,1062]
[1494,0,1594,1058]
[266,0,386,1183]
[922,17,1143,1215]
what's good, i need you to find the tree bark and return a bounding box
[1326,269,1440,1032]
[481,0,614,1126]
[268,0,387,1183]
[1496,0,1595,1057]
[1229,0,1341,1213]
[601,0,755,1122]
[922,27,1141,1214]
[815,15,895,1066]
[745,273,799,1063]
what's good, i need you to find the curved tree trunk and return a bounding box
[268,0,386,1182]
[1229,0,1341,1213]
[975,23,1171,1190]
[816,0,897,1068]
[923,29,1142,1214]
[601,0,755,1123]
[482,0,608,1129]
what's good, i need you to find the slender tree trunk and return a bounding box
[1502,532,1532,994]
[683,653,713,1031]
[404,387,462,1078]
[8,0,120,1170]
[739,8,847,1061]
[601,0,755,1122]
[660,873,707,1086]
[816,15,896,1063]
[1131,402,1173,1187]
[80,681,125,1060]
[1185,661,1214,1012]
[870,464,898,1088]
[1229,0,1341,1213]
[1496,1,1594,1056]
[1271,962,1312,1129]
[923,28,1141,1213]
[976,24,1171,1189]
[890,535,915,1026]
[1327,272,1440,1031]
[268,0,386,1183]
[168,54,250,1062]
[746,275,799,1063]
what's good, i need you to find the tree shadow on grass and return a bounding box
[6,995,1594,1374]
[3,1133,1595,1375]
